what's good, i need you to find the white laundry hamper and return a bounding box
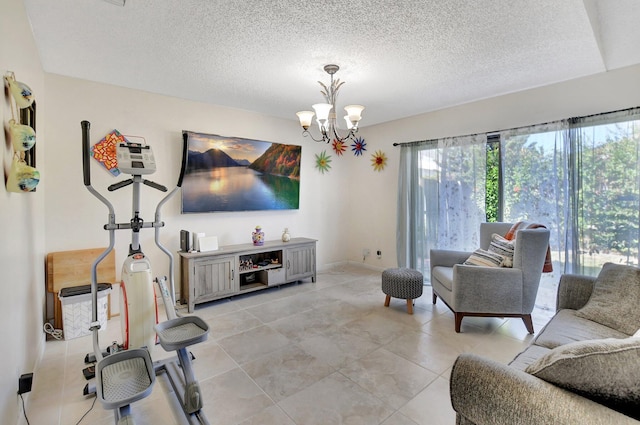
[59,283,112,340]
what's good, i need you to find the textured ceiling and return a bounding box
[22,0,640,127]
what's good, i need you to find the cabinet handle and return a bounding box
[287,260,290,269]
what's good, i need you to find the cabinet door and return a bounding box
[285,244,316,282]
[193,256,236,302]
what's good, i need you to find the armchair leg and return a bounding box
[522,314,534,334]
[454,313,463,333]
[406,299,413,315]
[432,292,437,304]
[384,294,391,307]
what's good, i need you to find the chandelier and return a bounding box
[296,64,364,143]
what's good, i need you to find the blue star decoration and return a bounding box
[351,137,367,156]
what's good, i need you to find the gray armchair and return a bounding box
[430,222,550,333]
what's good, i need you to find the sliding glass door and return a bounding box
[399,107,640,311]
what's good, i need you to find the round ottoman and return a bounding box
[382,268,423,314]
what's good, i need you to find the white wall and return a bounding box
[0,1,47,424]
[43,74,353,291]
[355,64,640,270]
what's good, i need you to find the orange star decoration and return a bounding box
[371,150,387,172]
[332,139,347,156]
[91,129,129,176]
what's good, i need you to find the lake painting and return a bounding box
[181,131,301,213]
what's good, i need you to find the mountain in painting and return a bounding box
[249,144,301,179]
[186,149,240,171]
[234,158,251,166]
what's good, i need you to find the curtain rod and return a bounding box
[392,105,640,147]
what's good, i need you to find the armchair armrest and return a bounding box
[556,274,596,312]
[453,265,524,313]
[430,249,471,269]
[450,353,637,425]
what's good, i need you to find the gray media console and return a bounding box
[178,237,316,312]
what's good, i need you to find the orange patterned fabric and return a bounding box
[504,221,553,272]
[91,129,128,176]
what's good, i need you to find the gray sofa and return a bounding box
[450,263,640,424]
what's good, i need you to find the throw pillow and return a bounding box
[525,337,640,420]
[463,248,504,267]
[488,233,515,267]
[574,262,640,335]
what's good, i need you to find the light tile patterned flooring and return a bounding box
[26,264,555,425]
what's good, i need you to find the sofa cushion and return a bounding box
[533,309,629,349]
[508,344,552,371]
[525,337,640,420]
[574,262,640,335]
[488,233,515,267]
[463,248,504,267]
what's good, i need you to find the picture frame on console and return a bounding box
[181,131,301,213]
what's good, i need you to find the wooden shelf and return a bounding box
[239,282,268,293]
[239,264,282,274]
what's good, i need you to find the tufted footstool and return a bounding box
[382,268,424,314]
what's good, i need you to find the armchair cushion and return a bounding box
[463,248,504,267]
[525,337,640,420]
[575,263,640,335]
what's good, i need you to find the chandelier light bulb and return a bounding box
[296,111,315,130]
[344,105,364,123]
[344,115,354,130]
[312,103,333,122]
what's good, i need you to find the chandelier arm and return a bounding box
[302,130,331,143]
[329,125,359,144]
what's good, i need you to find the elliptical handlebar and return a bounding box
[143,179,168,192]
[177,132,189,188]
[81,120,92,187]
[108,179,134,191]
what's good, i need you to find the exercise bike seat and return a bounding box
[96,348,155,410]
[155,316,209,351]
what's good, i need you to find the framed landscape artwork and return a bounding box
[181,131,301,213]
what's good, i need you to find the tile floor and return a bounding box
[25,264,555,425]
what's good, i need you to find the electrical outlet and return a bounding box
[362,248,370,257]
[18,373,33,395]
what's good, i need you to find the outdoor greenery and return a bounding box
[485,141,499,223]
[579,130,639,266]
[488,125,639,269]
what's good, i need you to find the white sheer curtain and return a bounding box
[499,109,640,308]
[500,122,569,307]
[500,109,640,274]
[397,107,640,294]
[570,109,640,275]
[397,135,487,279]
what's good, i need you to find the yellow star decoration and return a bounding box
[371,150,387,172]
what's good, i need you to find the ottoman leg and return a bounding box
[406,299,413,315]
[384,294,391,307]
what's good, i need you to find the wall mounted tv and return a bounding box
[181,131,301,213]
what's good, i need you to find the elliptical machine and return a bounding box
[81,121,211,425]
